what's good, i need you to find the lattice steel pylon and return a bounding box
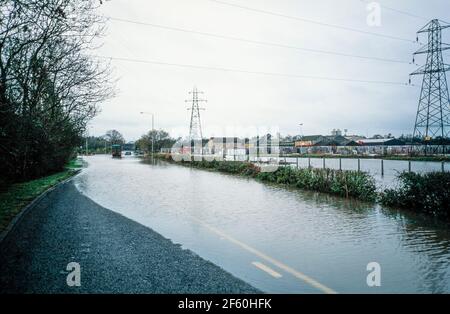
[186,86,206,142]
[410,19,450,140]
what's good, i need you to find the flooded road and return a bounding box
[253,156,448,188]
[75,155,450,293]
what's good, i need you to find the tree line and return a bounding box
[78,129,178,155]
[0,0,113,187]
[135,129,178,154]
[80,129,126,154]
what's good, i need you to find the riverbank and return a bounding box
[0,158,83,233]
[0,181,261,293]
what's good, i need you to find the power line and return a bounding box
[91,54,414,86]
[106,16,410,64]
[359,0,449,24]
[206,0,417,43]
[358,0,429,21]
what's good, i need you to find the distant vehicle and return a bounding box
[125,151,132,156]
[112,144,122,158]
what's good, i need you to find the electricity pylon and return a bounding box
[410,19,450,141]
[186,86,206,142]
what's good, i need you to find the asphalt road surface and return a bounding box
[0,180,260,293]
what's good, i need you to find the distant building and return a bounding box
[345,135,366,142]
[279,141,295,154]
[356,138,405,146]
[294,135,324,147]
[207,137,247,156]
[321,135,359,146]
[331,129,342,136]
[294,135,358,147]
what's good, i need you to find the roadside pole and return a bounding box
[151,113,154,157]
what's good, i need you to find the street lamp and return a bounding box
[298,123,304,154]
[140,111,155,155]
[85,126,93,156]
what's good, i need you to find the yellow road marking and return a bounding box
[191,217,337,294]
[252,261,282,278]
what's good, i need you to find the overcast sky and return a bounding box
[90,0,450,141]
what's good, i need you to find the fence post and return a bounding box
[245,138,249,162]
[442,161,445,173]
[296,157,299,169]
[256,136,260,160]
[308,157,311,168]
[381,159,384,176]
[233,137,237,162]
[339,158,342,171]
[222,137,226,161]
[357,158,360,172]
[408,160,411,172]
[323,157,325,169]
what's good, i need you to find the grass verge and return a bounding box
[0,159,82,233]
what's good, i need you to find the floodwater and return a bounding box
[253,156,447,188]
[74,155,450,293]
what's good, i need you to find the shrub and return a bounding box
[155,154,377,202]
[380,172,450,219]
[256,167,377,201]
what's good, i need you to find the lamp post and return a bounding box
[85,126,93,156]
[140,111,155,155]
[298,123,304,154]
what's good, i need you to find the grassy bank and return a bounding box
[0,159,82,233]
[154,154,377,201]
[380,172,450,219]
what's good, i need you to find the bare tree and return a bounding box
[0,0,115,181]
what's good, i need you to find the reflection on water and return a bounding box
[75,155,450,293]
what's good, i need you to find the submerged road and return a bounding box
[73,156,450,293]
[2,155,450,293]
[0,181,260,293]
